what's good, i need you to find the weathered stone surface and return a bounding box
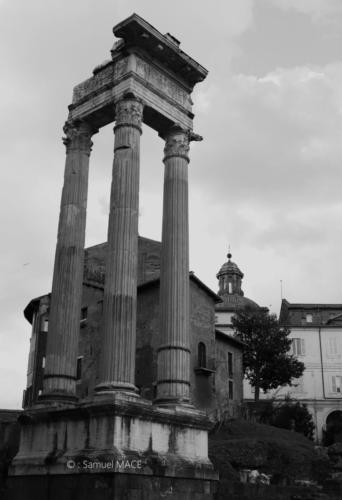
[96,97,143,395]
[156,127,191,404]
[9,399,216,483]
[69,53,194,133]
[10,13,216,500]
[41,121,96,402]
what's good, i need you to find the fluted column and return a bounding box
[156,126,192,405]
[41,120,95,402]
[96,96,143,395]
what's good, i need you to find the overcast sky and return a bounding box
[1,0,342,408]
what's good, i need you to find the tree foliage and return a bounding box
[272,400,315,440]
[232,308,304,400]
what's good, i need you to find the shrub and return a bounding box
[271,401,315,440]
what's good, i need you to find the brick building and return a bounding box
[23,237,244,419]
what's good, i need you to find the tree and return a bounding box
[231,308,304,401]
[272,399,315,440]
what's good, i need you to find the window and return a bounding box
[76,357,83,381]
[332,376,342,393]
[306,314,313,323]
[228,282,232,294]
[153,383,157,400]
[228,380,234,400]
[198,342,206,368]
[41,318,49,332]
[228,352,233,377]
[292,338,305,356]
[327,337,338,358]
[80,307,88,321]
[42,356,46,368]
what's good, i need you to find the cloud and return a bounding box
[1,1,342,408]
[264,0,342,23]
[192,62,342,211]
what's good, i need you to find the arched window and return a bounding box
[198,342,206,368]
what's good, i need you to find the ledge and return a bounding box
[20,395,213,431]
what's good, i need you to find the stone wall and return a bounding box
[215,335,244,420]
[0,411,21,494]
[136,278,218,408]
[22,236,243,415]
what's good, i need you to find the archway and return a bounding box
[324,410,342,445]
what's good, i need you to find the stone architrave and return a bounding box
[41,121,95,402]
[96,96,143,395]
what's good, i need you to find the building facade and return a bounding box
[23,237,244,420]
[242,299,342,442]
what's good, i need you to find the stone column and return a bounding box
[156,126,192,405]
[95,96,143,395]
[41,120,95,402]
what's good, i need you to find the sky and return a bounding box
[1,0,342,408]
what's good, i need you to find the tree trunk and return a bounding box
[254,371,260,402]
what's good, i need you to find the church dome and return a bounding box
[217,255,243,279]
[215,293,259,312]
[215,250,259,312]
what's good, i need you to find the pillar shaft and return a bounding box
[156,128,191,404]
[42,121,94,402]
[96,97,143,394]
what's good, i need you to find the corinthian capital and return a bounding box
[114,97,144,133]
[163,126,190,162]
[62,121,96,156]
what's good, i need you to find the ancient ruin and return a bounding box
[6,13,218,499]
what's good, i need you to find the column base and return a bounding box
[94,381,140,401]
[153,396,192,408]
[37,392,78,405]
[5,397,218,499]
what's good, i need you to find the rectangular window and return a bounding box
[228,352,233,378]
[306,314,313,323]
[228,380,234,400]
[292,338,305,356]
[332,375,342,393]
[42,356,46,368]
[42,318,49,332]
[81,307,88,321]
[327,337,338,358]
[76,357,83,381]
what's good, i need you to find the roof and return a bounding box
[24,272,221,325]
[215,294,259,312]
[24,293,50,324]
[112,13,208,89]
[138,272,222,303]
[0,409,22,423]
[215,329,245,348]
[279,298,342,327]
[326,313,342,325]
[217,258,243,279]
[281,299,342,310]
